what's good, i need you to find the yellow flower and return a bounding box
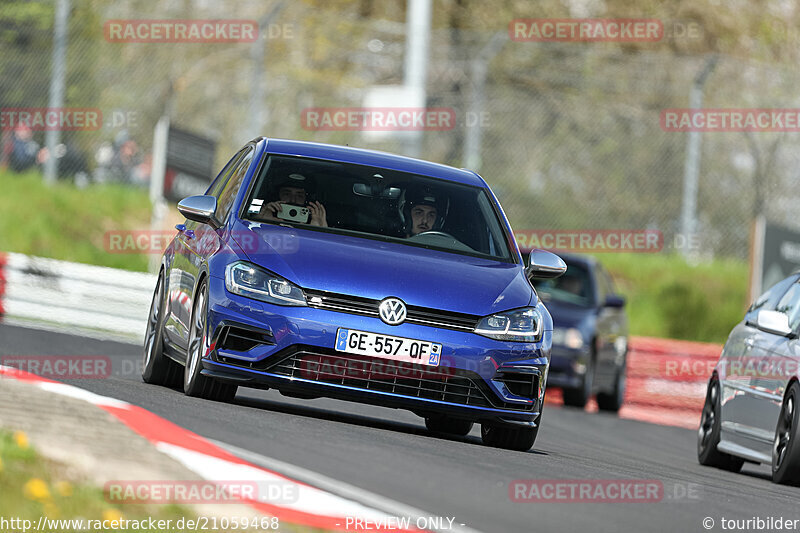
[102,508,124,525]
[54,481,73,497]
[23,478,50,501]
[13,431,29,449]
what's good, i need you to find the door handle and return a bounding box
[744,338,754,348]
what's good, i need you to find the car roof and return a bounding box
[258,138,487,188]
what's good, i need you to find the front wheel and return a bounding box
[772,382,800,485]
[482,406,542,452]
[184,280,237,402]
[697,378,743,472]
[481,423,538,451]
[597,363,626,413]
[563,354,593,408]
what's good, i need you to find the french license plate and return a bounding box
[335,328,441,367]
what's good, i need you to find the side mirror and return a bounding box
[526,249,567,280]
[177,195,221,228]
[604,294,626,308]
[755,309,795,338]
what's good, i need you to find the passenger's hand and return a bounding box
[308,201,328,227]
[259,201,282,221]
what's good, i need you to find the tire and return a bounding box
[142,272,182,387]
[563,352,594,408]
[425,415,474,436]
[597,363,626,413]
[481,423,538,451]
[482,403,543,452]
[772,382,800,485]
[183,279,237,402]
[697,378,744,472]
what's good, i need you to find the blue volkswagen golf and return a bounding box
[142,138,565,451]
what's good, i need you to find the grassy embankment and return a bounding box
[0,429,190,532]
[0,429,324,532]
[601,253,748,344]
[0,169,154,272]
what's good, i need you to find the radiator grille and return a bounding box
[304,290,480,332]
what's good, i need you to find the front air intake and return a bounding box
[218,325,273,352]
[495,371,540,400]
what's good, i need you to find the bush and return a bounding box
[657,280,711,340]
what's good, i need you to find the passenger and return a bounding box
[259,173,328,227]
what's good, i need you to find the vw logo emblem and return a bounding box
[379,297,407,326]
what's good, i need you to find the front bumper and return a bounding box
[202,275,550,425]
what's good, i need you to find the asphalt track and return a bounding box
[2,322,799,533]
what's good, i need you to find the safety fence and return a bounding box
[0,252,155,338]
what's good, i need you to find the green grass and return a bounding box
[0,169,152,271]
[0,429,190,532]
[600,253,749,344]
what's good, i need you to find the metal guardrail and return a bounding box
[0,252,156,339]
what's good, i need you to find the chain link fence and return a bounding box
[3,0,800,261]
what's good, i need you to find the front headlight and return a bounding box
[225,261,306,306]
[552,327,584,350]
[474,307,542,342]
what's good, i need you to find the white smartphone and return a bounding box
[277,203,310,223]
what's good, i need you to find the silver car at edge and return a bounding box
[698,272,800,484]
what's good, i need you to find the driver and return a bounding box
[409,203,437,236]
[401,187,448,237]
[259,173,327,227]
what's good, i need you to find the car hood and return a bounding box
[537,297,593,329]
[230,220,533,316]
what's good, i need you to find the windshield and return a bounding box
[533,262,594,306]
[242,155,514,261]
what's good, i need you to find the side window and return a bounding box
[748,275,798,313]
[216,147,254,222]
[206,149,247,199]
[749,286,774,314]
[775,283,800,331]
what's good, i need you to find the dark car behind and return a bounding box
[532,254,628,412]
